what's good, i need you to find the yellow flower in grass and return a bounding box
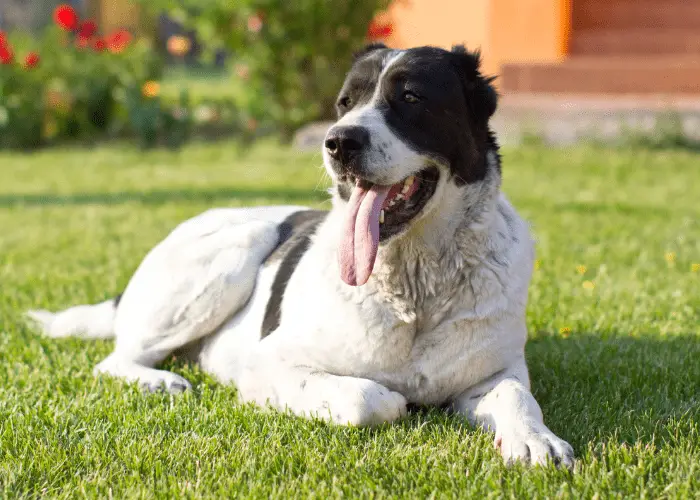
[582,280,595,290]
[692,263,700,273]
[576,265,587,275]
[559,327,571,338]
[664,252,676,265]
[142,81,160,99]
[534,259,541,270]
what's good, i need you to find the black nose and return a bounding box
[324,126,370,164]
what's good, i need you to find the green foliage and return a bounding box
[137,0,392,139]
[0,27,169,149]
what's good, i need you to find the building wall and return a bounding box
[384,0,569,77]
[385,0,491,67]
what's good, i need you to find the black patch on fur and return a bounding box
[114,293,123,308]
[337,44,501,186]
[260,210,327,338]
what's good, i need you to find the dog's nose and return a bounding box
[324,126,370,164]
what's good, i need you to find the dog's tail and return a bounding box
[26,294,122,339]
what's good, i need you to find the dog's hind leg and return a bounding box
[29,207,305,394]
[94,217,287,393]
[94,352,193,393]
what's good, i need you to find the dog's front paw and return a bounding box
[495,423,574,468]
[326,378,407,427]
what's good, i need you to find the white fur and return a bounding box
[27,55,574,466]
[27,299,116,339]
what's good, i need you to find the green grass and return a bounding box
[1,141,698,498]
[160,67,242,103]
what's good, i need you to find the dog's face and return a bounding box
[324,44,499,286]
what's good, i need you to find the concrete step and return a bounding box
[500,57,700,94]
[573,0,700,30]
[491,93,700,146]
[571,29,700,56]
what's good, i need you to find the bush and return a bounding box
[138,0,393,139]
[0,5,202,150]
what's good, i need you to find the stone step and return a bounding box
[573,0,700,30]
[491,93,700,146]
[571,29,700,56]
[500,57,700,94]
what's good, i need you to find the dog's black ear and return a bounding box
[353,42,388,61]
[451,45,498,121]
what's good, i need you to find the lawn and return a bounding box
[0,141,698,498]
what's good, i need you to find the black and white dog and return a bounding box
[28,44,574,467]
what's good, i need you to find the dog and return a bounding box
[27,43,574,467]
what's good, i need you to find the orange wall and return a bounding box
[489,0,570,70]
[384,0,571,77]
[386,0,492,70]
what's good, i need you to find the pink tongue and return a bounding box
[339,183,391,286]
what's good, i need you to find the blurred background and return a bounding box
[1,0,699,150]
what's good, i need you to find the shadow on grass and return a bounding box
[0,187,329,208]
[382,333,699,456]
[526,333,700,451]
[44,326,700,459]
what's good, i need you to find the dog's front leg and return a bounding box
[452,358,574,467]
[237,341,407,426]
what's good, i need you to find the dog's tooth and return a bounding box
[402,175,415,193]
[380,209,385,224]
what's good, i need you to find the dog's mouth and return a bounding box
[338,166,440,287]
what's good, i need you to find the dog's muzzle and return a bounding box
[324,125,370,176]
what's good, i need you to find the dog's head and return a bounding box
[324,44,500,286]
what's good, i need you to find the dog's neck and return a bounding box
[322,144,503,325]
[371,150,503,325]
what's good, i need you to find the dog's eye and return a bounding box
[402,91,420,104]
[338,97,352,109]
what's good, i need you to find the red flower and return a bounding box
[54,4,79,32]
[24,52,40,69]
[92,38,106,52]
[367,21,393,40]
[0,31,7,47]
[78,20,98,39]
[0,44,13,65]
[106,29,132,53]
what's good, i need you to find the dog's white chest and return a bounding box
[268,195,533,405]
[278,256,520,405]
